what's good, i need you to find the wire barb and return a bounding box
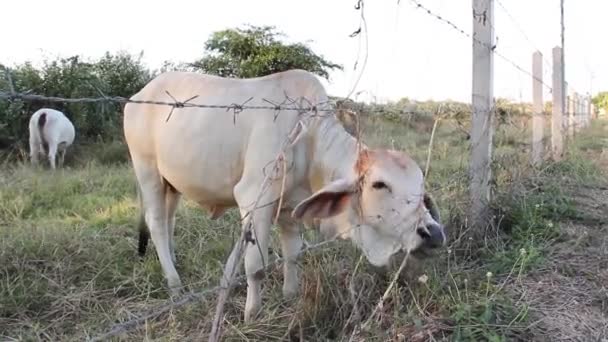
[164,91,200,122]
[227,96,254,124]
[262,98,287,121]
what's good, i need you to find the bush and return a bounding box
[1,50,533,158]
[0,52,153,149]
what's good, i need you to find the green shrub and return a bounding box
[0,52,152,148]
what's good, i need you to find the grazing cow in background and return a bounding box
[123,69,446,322]
[29,108,75,169]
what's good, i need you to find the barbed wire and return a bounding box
[0,91,336,115]
[0,90,539,138]
[406,0,554,93]
[495,0,553,72]
[345,0,370,101]
[0,90,548,142]
[0,89,490,121]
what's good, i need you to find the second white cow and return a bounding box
[29,108,75,169]
[123,69,446,322]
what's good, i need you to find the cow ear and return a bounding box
[292,179,356,220]
[423,193,441,222]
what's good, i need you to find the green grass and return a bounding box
[1,116,606,341]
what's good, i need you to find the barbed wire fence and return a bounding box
[0,0,599,341]
[402,0,595,229]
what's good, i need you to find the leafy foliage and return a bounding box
[189,25,342,79]
[0,52,152,148]
[0,27,344,151]
[592,91,608,113]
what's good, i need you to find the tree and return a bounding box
[190,25,342,80]
[592,91,608,113]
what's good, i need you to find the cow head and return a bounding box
[292,149,446,267]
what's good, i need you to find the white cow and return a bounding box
[123,69,446,322]
[28,108,75,169]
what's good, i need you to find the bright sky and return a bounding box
[1,0,605,104]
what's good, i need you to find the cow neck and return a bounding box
[308,116,364,192]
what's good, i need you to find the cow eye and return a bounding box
[371,181,390,191]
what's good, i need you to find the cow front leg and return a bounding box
[278,213,303,299]
[243,209,272,322]
[234,188,275,323]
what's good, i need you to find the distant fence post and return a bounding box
[470,0,495,229]
[578,94,584,129]
[563,82,569,145]
[531,51,544,166]
[580,96,585,128]
[581,95,586,128]
[574,93,581,133]
[551,46,564,161]
[567,94,575,138]
[586,95,592,127]
[581,95,587,128]
[582,96,587,128]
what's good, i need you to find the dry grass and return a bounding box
[1,115,607,341]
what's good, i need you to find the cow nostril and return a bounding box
[416,227,431,240]
[425,224,446,248]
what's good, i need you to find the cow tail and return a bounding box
[37,112,48,153]
[136,184,150,257]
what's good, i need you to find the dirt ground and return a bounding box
[507,132,608,342]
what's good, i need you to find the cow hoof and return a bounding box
[169,287,183,298]
[282,286,299,300]
[244,309,259,324]
[244,302,261,323]
[168,280,184,298]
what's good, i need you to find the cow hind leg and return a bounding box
[165,182,181,264]
[47,143,58,170]
[58,149,66,168]
[131,157,182,295]
[29,134,41,166]
[137,207,149,257]
[57,142,67,168]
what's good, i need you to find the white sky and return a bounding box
[1,0,605,104]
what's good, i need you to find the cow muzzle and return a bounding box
[416,223,446,249]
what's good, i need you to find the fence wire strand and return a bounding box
[0,91,335,114]
[406,0,554,93]
[495,0,553,72]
